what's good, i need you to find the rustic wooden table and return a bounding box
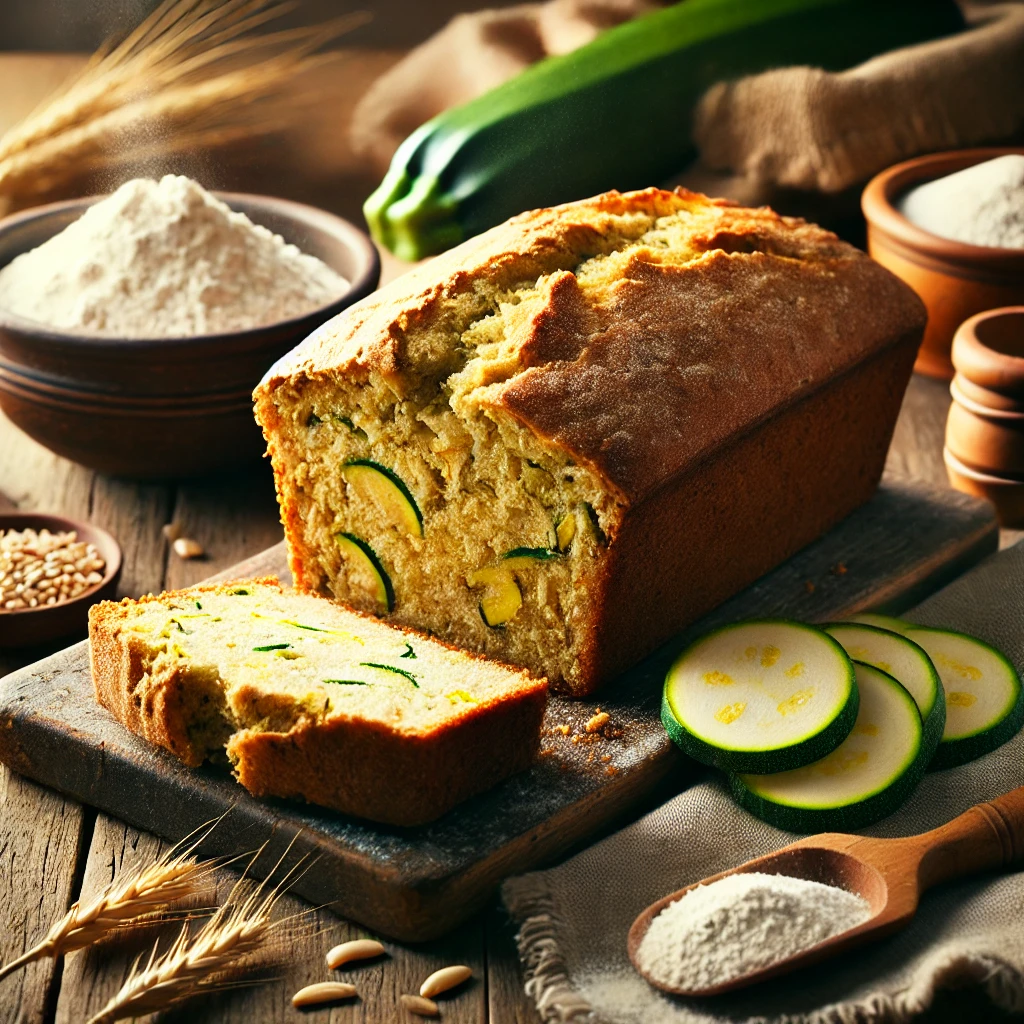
[0,372,1019,1024]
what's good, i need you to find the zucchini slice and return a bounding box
[662,621,858,774]
[342,460,423,537]
[335,532,395,613]
[731,663,927,832]
[825,623,945,765]
[555,513,576,552]
[466,565,522,627]
[903,626,1024,770]
[845,612,912,635]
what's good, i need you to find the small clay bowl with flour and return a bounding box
[862,147,1024,381]
[0,192,379,478]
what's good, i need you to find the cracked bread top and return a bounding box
[255,187,926,504]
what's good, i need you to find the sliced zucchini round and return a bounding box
[342,459,423,537]
[335,532,395,612]
[845,612,912,635]
[825,622,945,765]
[731,662,927,832]
[466,565,522,627]
[662,620,858,774]
[903,626,1024,770]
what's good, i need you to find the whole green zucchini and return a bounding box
[365,0,963,260]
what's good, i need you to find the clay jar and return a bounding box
[945,307,1024,525]
[862,148,1024,380]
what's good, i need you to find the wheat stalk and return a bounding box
[0,844,208,982]
[0,0,367,210]
[85,870,293,1023]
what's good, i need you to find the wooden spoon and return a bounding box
[627,786,1024,998]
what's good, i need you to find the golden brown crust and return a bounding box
[255,187,925,502]
[253,187,927,696]
[228,688,546,825]
[88,580,547,825]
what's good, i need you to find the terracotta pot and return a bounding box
[0,192,380,479]
[944,447,1024,528]
[944,307,1024,525]
[862,148,1024,380]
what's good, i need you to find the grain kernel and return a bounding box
[291,981,357,1007]
[400,994,439,1017]
[326,938,386,969]
[420,964,472,998]
[585,711,610,733]
[173,537,204,559]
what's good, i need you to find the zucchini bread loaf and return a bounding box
[254,187,926,696]
[89,578,546,825]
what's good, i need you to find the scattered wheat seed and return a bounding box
[400,993,439,1017]
[292,981,357,1007]
[162,523,181,542]
[173,537,204,559]
[420,964,472,998]
[326,937,386,969]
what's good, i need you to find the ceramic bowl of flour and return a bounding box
[0,189,379,478]
[862,147,1024,381]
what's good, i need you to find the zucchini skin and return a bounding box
[365,0,964,259]
[824,621,946,767]
[661,684,859,775]
[730,665,929,832]
[728,745,925,833]
[923,632,1024,771]
[661,619,859,775]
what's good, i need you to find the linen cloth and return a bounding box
[503,540,1024,1023]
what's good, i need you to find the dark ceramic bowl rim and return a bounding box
[0,190,379,347]
[0,362,256,409]
[861,147,1024,271]
[0,513,122,617]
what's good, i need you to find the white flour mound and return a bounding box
[0,175,349,337]
[898,154,1024,250]
[635,871,871,990]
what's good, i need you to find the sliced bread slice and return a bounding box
[88,577,547,825]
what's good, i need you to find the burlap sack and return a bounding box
[350,0,660,175]
[694,2,1024,195]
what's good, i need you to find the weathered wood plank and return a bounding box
[0,477,998,948]
[163,467,283,591]
[486,905,542,1024]
[0,412,99,1024]
[53,819,170,1024]
[0,771,90,1024]
[55,812,489,1023]
[886,373,952,490]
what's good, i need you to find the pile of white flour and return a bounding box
[0,175,348,337]
[635,871,871,990]
[898,154,1024,250]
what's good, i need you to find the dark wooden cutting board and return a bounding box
[0,479,997,940]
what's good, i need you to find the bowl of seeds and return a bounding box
[0,514,121,647]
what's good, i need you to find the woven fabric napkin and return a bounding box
[503,541,1024,1023]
